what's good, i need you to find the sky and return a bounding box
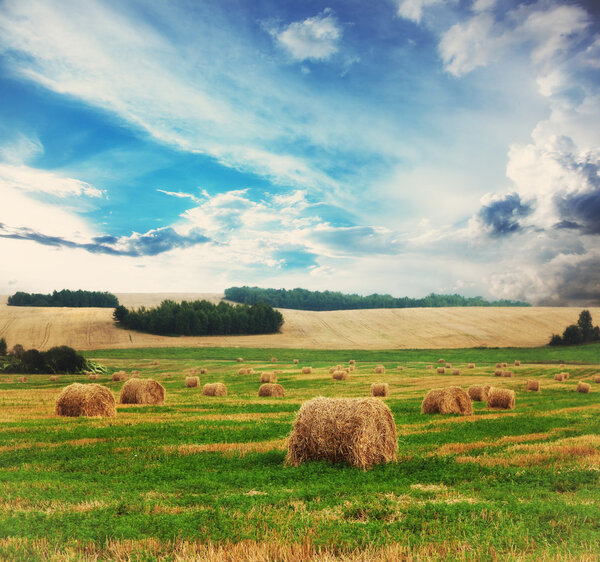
[0,0,599,305]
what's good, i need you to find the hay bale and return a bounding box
[285,397,397,470]
[514,360,521,367]
[495,363,502,368]
[50,375,59,382]
[436,367,445,374]
[374,365,386,374]
[526,380,540,391]
[131,370,139,376]
[468,363,475,369]
[487,388,515,410]
[258,383,285,397]
[494,370,503,377]
[371,383,389,397]
[468,384,491,402]
[349,360,356,365]
[200,368,208,375]
[185,376,200,388]
[426,365,433,370]
[17,376,27,383]
[554,373,565,381]
[329,365,345,374]
[120,378,165,405]
[502,371,514,378]
[577,382,591,394]
[593,375,600,383]
[270,357,278,363]
[437,358,445,364]
[55,383,116,417]
[301,367,313,374]
[562,372,570,379]
[238,368,254,375]
[332,370,348,380]
[349,365,355,371]
[396,366,403,371]
[452,369,461,375]
[202,382,227,396]
[260,371,277,383]
[188,368,198,376]
[293,359,299,364]
[445,363,452,368]
[421,387,473,415]
[152,360,159,366]
[88,373,98,380]
[502,362,508,368]
[112,371,127,381]
[236,357,243,362]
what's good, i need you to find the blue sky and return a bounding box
[0,0,599,304]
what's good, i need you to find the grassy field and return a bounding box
[1,345,599,560]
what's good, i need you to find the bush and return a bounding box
[1,345,88,374]
[549,310,600,346]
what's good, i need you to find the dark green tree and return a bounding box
[578,310,595,341]
[0,337,6,356]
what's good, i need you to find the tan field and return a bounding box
[0,293,596,350]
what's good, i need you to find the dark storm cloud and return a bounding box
[478,193,533,237]
[555,188,600,235]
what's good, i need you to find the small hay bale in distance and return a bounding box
[112,371,127,381]
[436,367,445,374]
[293,359,299,364]
[487,388,515,410]
[526,380,540,392]
[554,373,565,381]
[131,370,139,376]
[329,365,344,374]
[88,373,98,380]
[349,359,356,365]
[371,383,389,397]
[332,370,348,380]
[468,384,491,402]
[396,366,403,371]
[348,365,355,371]
[452,369,461,376]
[49,375,59,382]
[514,360,521,367]
[495,363,502,368]
[199,368,208,374]
[188,368,198,375]
[270,357,278,363]
[421,387,473,415]
[562,372,570,379]
[577,382,591,394]
[238,368,254,375]
[445,363,452,368]
[426,365,433,370]
[502,371,514,378]
[152,360,159,366]
[120,378,165,405]
[260,371,277,383]
[593,375,600,383]
[437,359,445,364]
[55,383,116,418]
[17,376,27,383]
[301,367,313,374]
[374,365,386,374]
[494,370,503,377]
[202,382,227,396]
[468,363,475,369]
[285,396,397,470]
[236,357,243,363]
[185,376,200,388]
[258,383,285,397]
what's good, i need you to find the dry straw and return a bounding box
[236,357,243,363]
[421,387,473,415]
[503,371,514,378]
[452,369,461,375]
[185,376,200,388]
[437,367,445,374]
[260,371,277,383]
[514,360,521,366]
[494,370,503,377]
[396,366,404,371]
[120,378,165,405]
[374,365,386,374]
[270,357,278,363]
[426,365,433,370]
[55,383,116,417]
[112,371,127,381]
[258,383,285,397]
[468,363,475,369]
[371,383,389,397]
[301,367,313,374]
[285,396,397,470]
[293,359,299,364]
[526,380,540,391]
[200,368,208,374]
[332,370,348,380]
[437,359,445,364]
[554,373,565,381]
[202,382,227,396]
[593,375,600,383]
[487,388,515,410]
[468,384,491,402]
[577,382,591,394]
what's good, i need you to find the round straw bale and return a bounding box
[131,370,139,376]
[560,364,565,368]
[437,359,445,364]
[514,360,521,367]
[577,382,591,394]
[258,383,285,397]
[238,368,254,375]
[526,380,540,391]
[17,376,27,383]
[50,375,59,382]
[371,383,389,397]
[436,367,445,374]
[200,368,208,374]
[494,370,503,377]
[374,365,386,374]
[562,372,570,379]
[554,373,564,381]
[55,383,116,417]
[188,368,198,375]
[260,371,277,383]
[301,367,313,374]
[285,397,397,470]
[495,363,502,368]
[426,365,433,370]
[421,387,472,415]
[202,382,227,396]
[120,378,165,405]
[349,365,355,371]
[468,384,491,402]
[396,366,403,371]
[293,359,299,364]
[452,369,461,375]
[270,357,278,363]
[112,371,127,381]
[445,363,452,368]
[236,357,243,362]
[468,363,475,369]
[502,371,514,378]
[88,373,98,380]
[349,359,356,365]
[487,388,515,410]
[332,370,348,380]
[593,375,600,383]
[185,376,200,388]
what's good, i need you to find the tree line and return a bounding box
[8,290,119,308]
[113,299,284,336]
[0,342,87,374]
[549,310,600,346]
[224,286,530,311]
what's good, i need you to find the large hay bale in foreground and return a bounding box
[421,387,472,415]
[526,380,540,391]
[371,383,389,397]
[487,388,515,410]
[436,367,445,374]
[468,384,491,402]
[112,371,127,381]
[502,371,514,378]
[55,383,116,417]
[260,371,277,383]
[202,383,227,396]
[120,378,165,405]
[285,397,397,470]
[185,376,199,388]
[554,373,565,381]
[301,367,313,374]
[374,365,386,374]
[577,382,591,394]
[258,383,285,397]
[332,370,348,380]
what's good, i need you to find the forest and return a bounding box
[8,290,119,308]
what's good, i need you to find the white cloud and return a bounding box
[272,9,341,62]
[396,0,445,24]
[0,134,44,165]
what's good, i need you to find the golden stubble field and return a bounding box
[0,293,598,351]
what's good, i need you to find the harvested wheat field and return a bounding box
[1,343,600,560]
[1,294,598,350]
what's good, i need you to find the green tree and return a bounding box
[0,338,6,356]
[578,310,595,342]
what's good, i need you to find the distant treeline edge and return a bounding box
[8,290,119,308]
[224,286,530,311]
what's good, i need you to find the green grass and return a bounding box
[0,347,599,560]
